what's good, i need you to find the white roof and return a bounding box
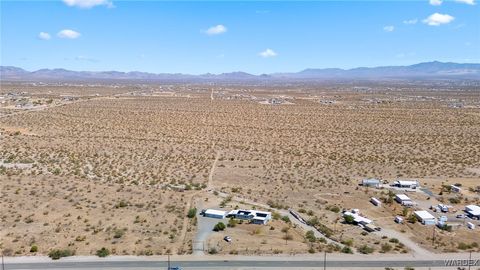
[395,180,418,185]
[466,205,480,216]
[205,209,226,216]
[344,211,372,224]
[414,210,436,220]
[395,194,411,201]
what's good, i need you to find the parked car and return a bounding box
[169,267,182,270]
[224,236,232,242]
[456,214,465,219]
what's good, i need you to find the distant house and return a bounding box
[227,209,272,225]
[395,194,413,206]
[204,209,227,219]
[465,205,480,220]
[361,178,381,188]
[393,180,419,189]
[343,211,372,225]
[414,210,436,225]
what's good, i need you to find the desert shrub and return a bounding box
[407,214,417,224]
[48,249,75,260]
[305,230,316,242]
[341,246,353,254]
[341,239,354,247]
[96,247,110,257]
[30,245,38,253]
[187,208,197,218]
[113,229,125,238]
[208,247,217,254]
[389,238,399,243]
[381,243,392,253]
[281,215,290,223]
[448,197,461,204]
[213,222,226,232]
[344,215,355,224]
[227,218,237,228]
[328,205,340,213]
[115,200,128,208]
[357,245,374,254]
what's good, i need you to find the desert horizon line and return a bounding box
[3,60,480,76]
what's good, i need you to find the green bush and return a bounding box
[341,246,353,254]
[281,215,291,223]
[389,238,399,243]
[96,247,110,257]
[48,249,75,260]
[357,245,374,254]
[213,222,226,232]
[305,230,316,242]
[187,208,197,218]
[344,215,355,224]
[30,245,38,253]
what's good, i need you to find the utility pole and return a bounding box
[431,226,436,246]
[2,253,4,270]
[167,253,170,270]
[468,250,472,270]
[323,250,326,270]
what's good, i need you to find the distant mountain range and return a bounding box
[1,61,480,82]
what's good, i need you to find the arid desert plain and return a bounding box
[1,80,479,258]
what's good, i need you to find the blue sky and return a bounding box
[1,0,479,74]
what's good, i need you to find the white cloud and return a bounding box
[38,32,51,40]
[57,29,81,39]
[62,0,113,8]
[75,56,98,62]
[423,13,455,26]
[455,0,476,5]
[259,48,277,58]
[205,25,227,35]
[383,25,395,32]
[403,19,418,25]
[429,0,443,5]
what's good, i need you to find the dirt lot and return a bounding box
[1,82,479,256]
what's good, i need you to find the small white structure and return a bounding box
[393,180,419,189]
[450,185,462,193]
[467,222,475,230]
[395,194,413,206]
[414,210,436,225]
[370,197,381,206]
[465,205,480,219]
[362,178,381,188]
[204,209,226,219]
[394,216,404,224]
[343,211,372,225]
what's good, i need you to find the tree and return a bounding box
[407,214,417,224]
[344,215,355,224]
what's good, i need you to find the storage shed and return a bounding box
[204,209,226,219]
[414,210,436,225]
